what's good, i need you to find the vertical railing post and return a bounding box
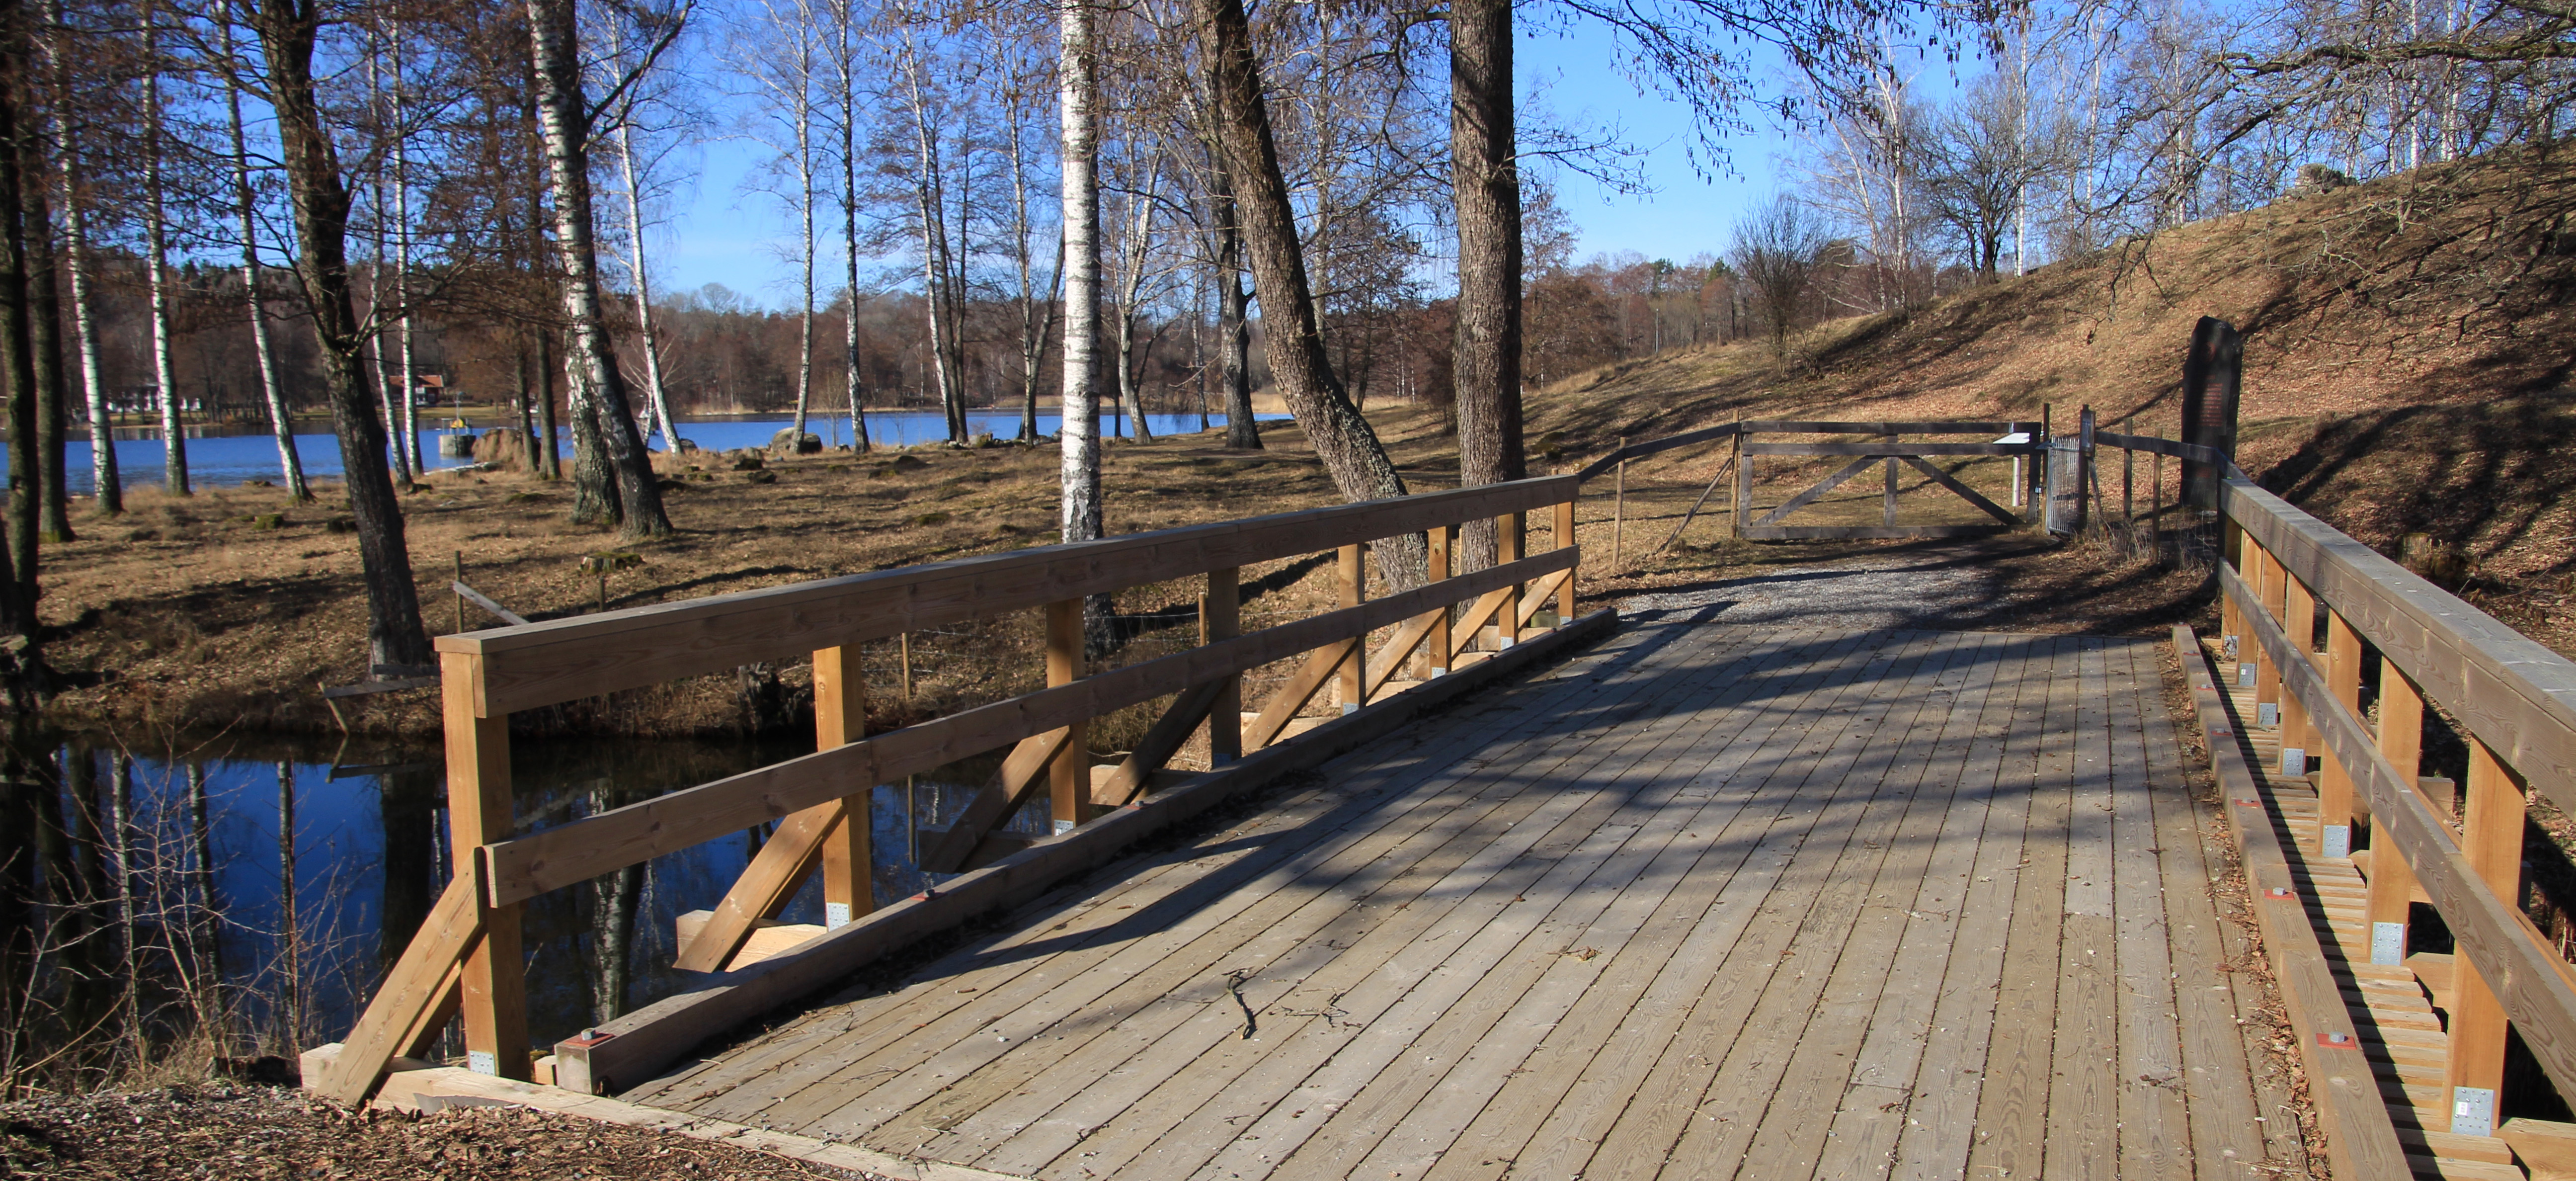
[1046,598,1087,829]
[1495,511,1523,648]
[1205,567,1240,765]
[1733,434,1753,539]
[812,646,872,928]
[1554,495,1577,624]
[1427,526,1451,678]
[2318,611,2363,859]
[1881,432,1898,528]
[439,651,528,1080]
[2254,547,2285,728]
[1337,544,1365,712]
[2446,739,2529,1137]
[2280,575,2320,797]
[2366,661,2425,966]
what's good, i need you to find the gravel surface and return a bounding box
[1617,550,2017,631]
[0,1084,863,1180]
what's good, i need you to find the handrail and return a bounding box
[321,472,1590,1106]
[441,474,1577,716]
[2216,465,2576,1138]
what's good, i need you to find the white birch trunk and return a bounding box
[1058,0,1101,545]
[51,0,116,513]
[834,14,868,452]
[143,11,188,495]
[221,0,306,500]
[613,118,677,449]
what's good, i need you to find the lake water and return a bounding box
[15,410,1279,495]
[16,730,1045,1062]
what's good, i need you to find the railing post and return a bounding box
[2446,738,2529,1137]
[1554,496,1577,624]
[2366,661,2425,966]
[1881,432,1898,528]
[439,651,528,1080]
[1732,434,1753,539]
[1337,544,1365,712]
[2254,547,2285,728]
[1205,568,1241,765]
[1495,511,1523,648]
[2279,574,2319,803]
[2318,611,2362,859]
[1427,526,1451,677]
[1046,598,1088,829]
[813,645,872,927]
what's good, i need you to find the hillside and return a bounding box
[1523,141,2576,654]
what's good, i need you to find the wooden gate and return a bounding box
[1729,420,2041,540]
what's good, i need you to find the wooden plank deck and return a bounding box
[620,614,2286,1181]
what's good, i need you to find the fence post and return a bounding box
[1046,599,1087,829]
[2366,661,2425,966]
[1555,496,1578,623]
[2180,316,2243,511]
[2254,547,2285,727]
[2279,575,2320,798]
[1611,437,1626,569]
[1337,544,1365,712]
[2317,611,2363,859]
[439,651,528,1080]
[1205,568,1241,764]
[1495,512,1523,648]
[1733,433,1753,539]
[2446,739,2528,1137]
[1881,433,1899,528]
[812,646,872,928]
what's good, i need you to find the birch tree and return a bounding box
[220,0,308,500]
[142,1,188,497]
[1060,0,1102,555]
[733,0,821,445]
[525,0,676,539]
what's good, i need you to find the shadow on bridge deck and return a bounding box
[618,613,2291,1181]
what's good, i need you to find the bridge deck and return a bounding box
[623,615,2285,1180]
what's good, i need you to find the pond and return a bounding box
[4,727,1051,1074]
[10,410,1284,494]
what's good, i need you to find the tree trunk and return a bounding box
[526,0,670,541]
[142,9,187,500]
[0,0,35,634]
[60,150,113,514]
[22,136,68,542]
[1192,0,1422,587]
[834,19,870,454]
[792,108,813,445]
[1210,169,1258,449]
[391,24,422,477]
[252,0,432,669]
[535,327,561,479]
[223,2,308,501]
[1059,0,1111,646]
[1449,0,1524,571]
[567,382,618,526]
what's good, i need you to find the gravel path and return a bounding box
[1617,551,2013,632]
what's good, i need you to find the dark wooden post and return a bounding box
[1337,544,1365,711]
[1881,433,1898,528]
[2180,316,2242,510]
[1427,526,1451,676]
[813,646,871,928]
[1204,568,1241,764]
[1046,599,1086,828]
[439,651,528,1080]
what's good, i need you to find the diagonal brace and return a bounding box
[1898,455,2021,524]
[916,727,1079,873]
[1755,456,1880,526]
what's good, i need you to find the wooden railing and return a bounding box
[2215,468,2576,1144]
[310,474,1593,1105]
[1577,419,2041,548]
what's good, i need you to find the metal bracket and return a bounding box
[2323,825,2350,859]
[2257,702,2279,728]
[825,902,852,929]
[467,1050,499,1076]
[2453,1086,2498,1137]
[2281,748,2307,777]
[2372,922,2407,966]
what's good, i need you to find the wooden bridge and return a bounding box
[304,414,2576,1181]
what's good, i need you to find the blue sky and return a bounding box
[648,19,1800,303]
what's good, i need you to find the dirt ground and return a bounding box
[0,1083,860,1180]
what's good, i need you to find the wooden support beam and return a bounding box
[1741,441,2035,456]
[2254,546,2284,716]
[315,863,486,1105]
[1733,441,1753,539]
[915,726,1077,874]
[1336,545,1365,711]
[1517,569,1574,630]
[1046,598,1087,829]
[1882,433,1898,528]
[669,800,840,972]
[1245,642,1354,750]
[1095,679,1229,808]
[1753,455,1879,527]
[1203,568,1241,766]
[813,645,871,928]
[1448,585,1515,665]
[439,652,526,1082]
[2320,612,2363,856]
[1425,526,1451,678]
[2366,659,2428,965]
[1553,498,1577,622]
[1495,514,1523,649]
[2446,738,2528,1136]
[1896,455,2022,525]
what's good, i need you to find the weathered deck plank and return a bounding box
[625,621,2265,1181]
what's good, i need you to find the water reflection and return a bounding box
[0,727,1051,1088]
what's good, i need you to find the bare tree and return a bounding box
[524,0,678,540]
[1192,0,1424,588]
[1061,0,1102,555]
[1729,193,1830,357]
[1451,0,1523,566]
[142,0,186,498]
[218,0,309,500]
